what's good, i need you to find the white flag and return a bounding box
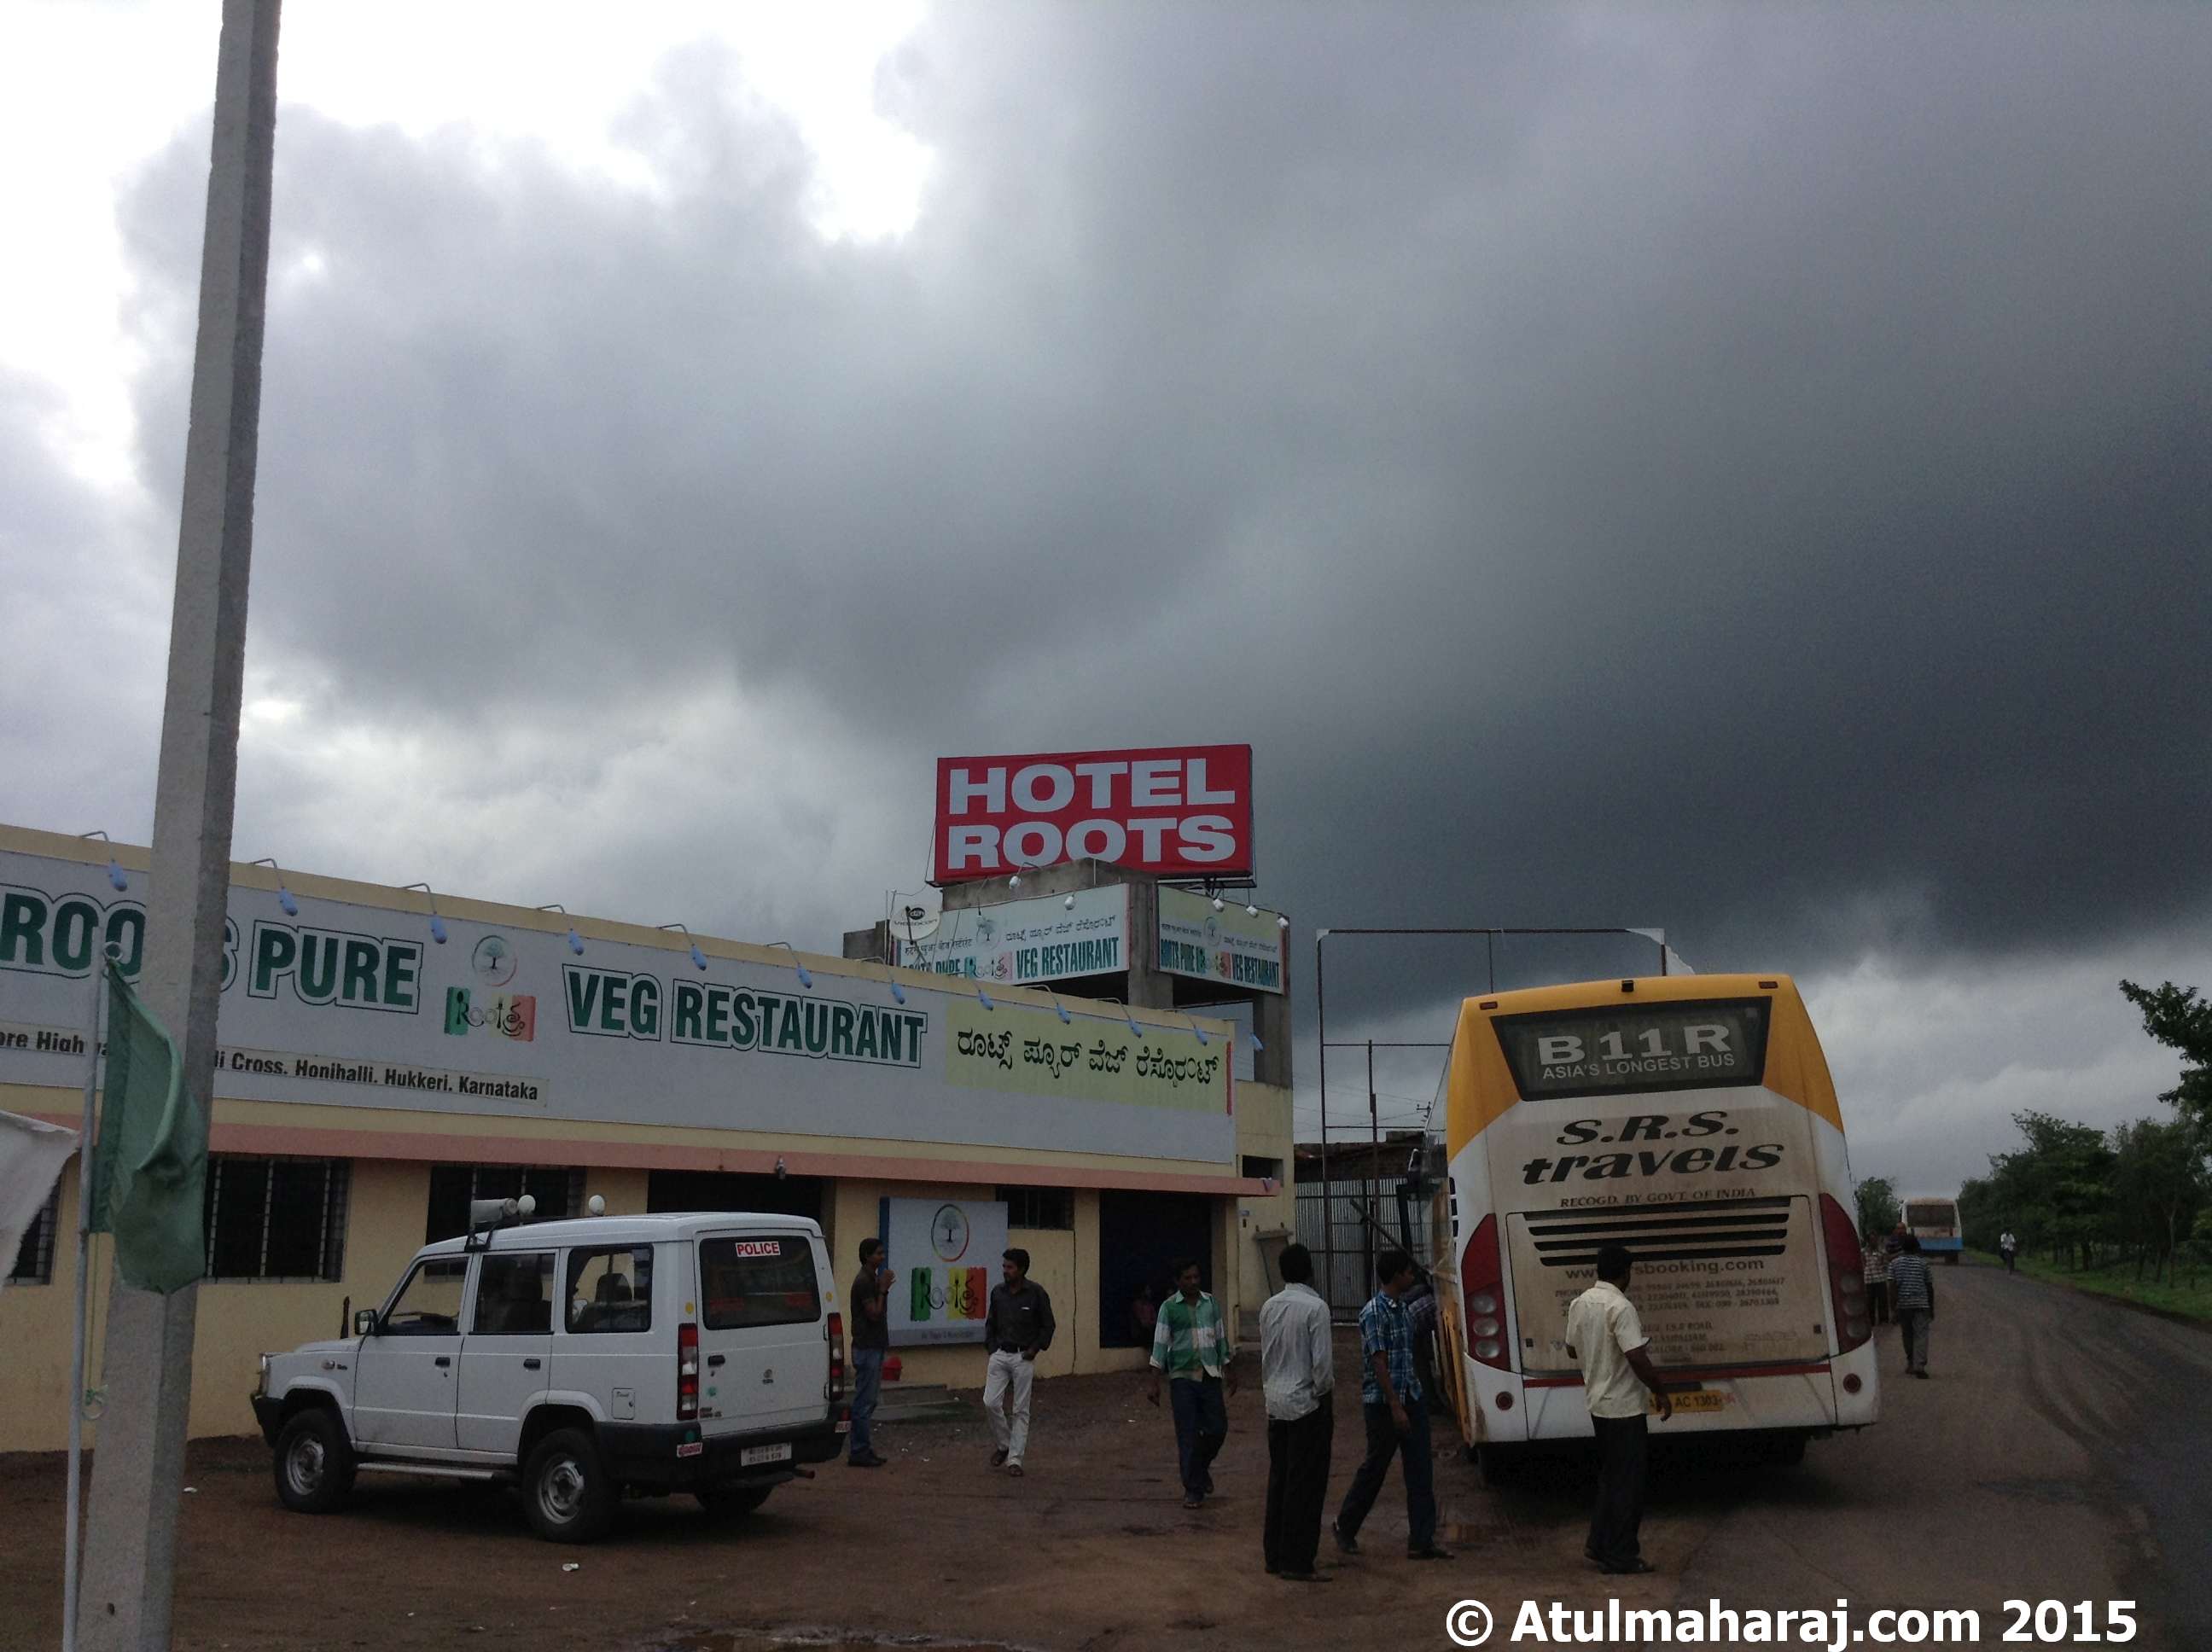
[0,1108,78,1288]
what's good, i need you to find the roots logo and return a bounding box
[444,987,537,1042]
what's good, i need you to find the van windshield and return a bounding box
[698,1236,820,1329]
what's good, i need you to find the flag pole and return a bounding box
[64,948,111,1652]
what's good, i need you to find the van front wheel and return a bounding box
[524,1428,614,1543]
[273,1409,355,1513]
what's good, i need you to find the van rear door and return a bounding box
[693,1230,830,1438]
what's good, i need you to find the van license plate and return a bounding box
[1661,1390,1728,1414]
[741,1441,794,1467]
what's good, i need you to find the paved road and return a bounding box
[3,1261,2203,1650]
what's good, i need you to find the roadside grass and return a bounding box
[1970,1248,2212,1324]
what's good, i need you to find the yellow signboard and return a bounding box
[946,998,1228,1114]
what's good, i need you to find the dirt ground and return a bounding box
[6,1332,1571,1652]
[3,1288,2197,1650]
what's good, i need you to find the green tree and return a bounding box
[1854,1174,1901,1243]
[2110,1116,2208,1282]
[2119,980,2212,1131]
[1980,1110,2116,1269]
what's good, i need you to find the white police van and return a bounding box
[251,1206,847,1541]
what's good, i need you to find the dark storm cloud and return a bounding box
[97,2,2212,1018]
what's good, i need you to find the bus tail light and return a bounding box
[825,1312,846,1403]
[1819,1194,1872,1353]
[1460,1213,1512,1370]
[677,1322,700,1421]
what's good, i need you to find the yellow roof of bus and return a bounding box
[1441,973,1843,1154]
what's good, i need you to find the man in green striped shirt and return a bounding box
[1147,1259,1239,1508]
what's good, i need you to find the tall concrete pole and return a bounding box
[79,3,280,1646]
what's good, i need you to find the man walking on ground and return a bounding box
[1149,1258,1238,1508]
[1332,1250,1452,1562]
[1863,1239,1891,1325]
[1567,1243,1674,1576]
[1260,1242,1334,1582]
[1891,1234,1936,1377]
[2000,1229,2018,1274]
[982,1247,1056,1475]
[847,1238,892,1468]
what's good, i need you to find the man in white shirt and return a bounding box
[1565,1242,1673,1575]
[1258,1242,1335,1582]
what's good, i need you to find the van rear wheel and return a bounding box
[273,1409,355,1513]
[524,1428,615,1543]
[696,1481,774,1519]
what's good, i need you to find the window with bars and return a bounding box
[424,1165,585,1245]
[10,1184,60,1283]
[998,1186,1074,1230]
[202,1156,350,1283]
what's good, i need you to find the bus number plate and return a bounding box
[1661,1390,1728,1414]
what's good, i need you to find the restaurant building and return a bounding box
[0,822,1293,1453]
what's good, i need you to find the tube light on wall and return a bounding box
[657,922,709,970]
[537,904,584,954]
[765,941,813,989]
[250,858,299,916]
[80,831,128,892]
[401,883,448,945]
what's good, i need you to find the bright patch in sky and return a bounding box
[0,1,931,486]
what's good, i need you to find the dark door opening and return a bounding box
[646,1170,823,1223]
[1097,1189,1215,1349]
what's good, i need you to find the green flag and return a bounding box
[88,962,205,1293]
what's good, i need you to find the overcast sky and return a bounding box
[4,3,2207,1191]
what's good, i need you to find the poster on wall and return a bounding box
[1156,887,1286,995]
[882,1196,1010,1347]
[893,885,1128,986]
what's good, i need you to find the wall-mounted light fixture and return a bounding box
[657,922,708,970]
[765,941,813,989]
[80,831,128,892]
[537,904,585,955]
[249,858,299,916]
[1097,997,1144,1040]
[400,883,448,945]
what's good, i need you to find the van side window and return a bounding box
[698,1236,820,1329]
[382,1256,468,1335]
[471,1253,554,1335]
[567,1247,654,1334]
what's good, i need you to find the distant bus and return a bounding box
[1427,974,1879,1480]
[1901,1193,1964,1265]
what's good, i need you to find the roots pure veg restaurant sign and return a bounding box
[881,1196,1011,1347]
[934,745,1254,881]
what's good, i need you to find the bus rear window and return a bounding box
[697,1236,821,1329]
[1905,1203,1956,1229]
[1494,999,1770,1100]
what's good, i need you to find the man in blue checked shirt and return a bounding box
[1331,1249,1452,1561]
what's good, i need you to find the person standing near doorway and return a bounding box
[1890,1234,1936,1377]
[983,1248,1056,1475]
[847,1238,892,1468]
[1148,1258,1237,1508]
[1566,1243,1674,1576]
[1331,1250,1452,1562]
[1259,1242,1334,1582]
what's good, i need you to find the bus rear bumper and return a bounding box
[1471,1348,1878,1443]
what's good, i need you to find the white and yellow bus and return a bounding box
[1428,974,1879,1479]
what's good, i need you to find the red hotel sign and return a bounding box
[934,746,1254,882]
